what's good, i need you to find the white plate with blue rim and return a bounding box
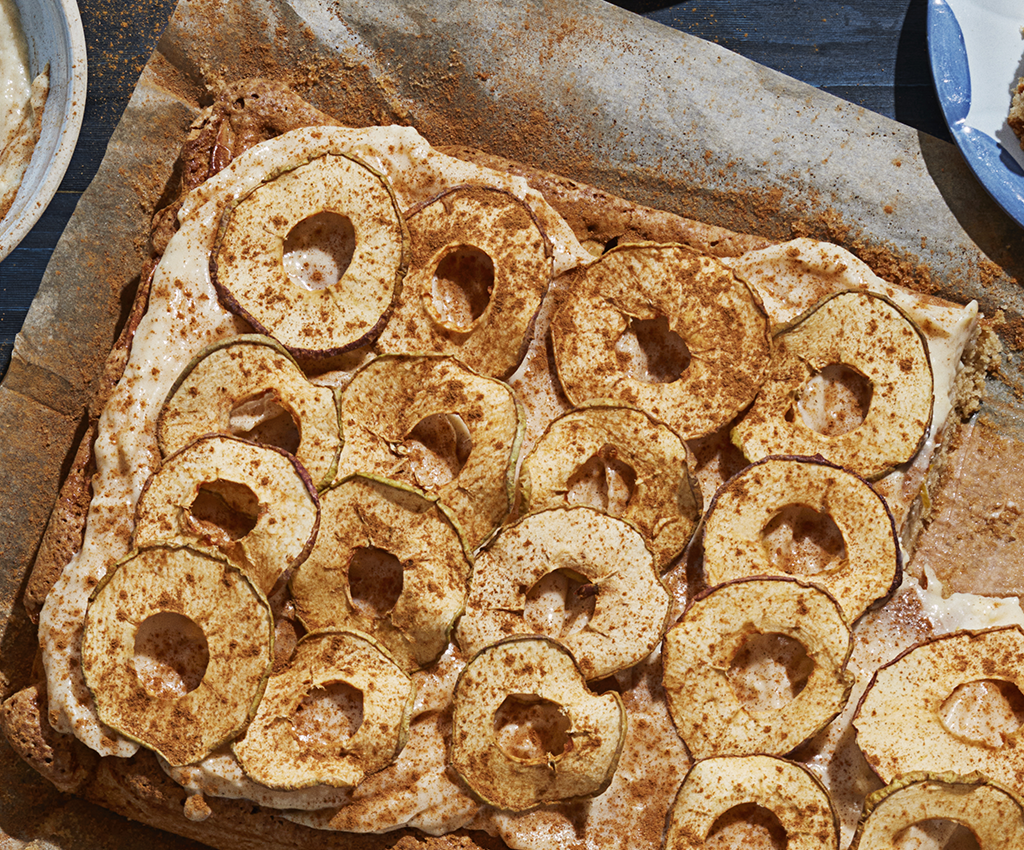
[927,0,1024,229]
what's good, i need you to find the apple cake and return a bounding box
[3,79,1015,850]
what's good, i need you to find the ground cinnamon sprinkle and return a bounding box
[993,315,1024,352]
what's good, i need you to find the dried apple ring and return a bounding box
[451,636,625,811]
[158,334,342,491]
[456,506,670,680]
[731,291,933,480]
[335,353,522,551]
[291,474,473,671]
[702,456,901,622]
[850,773,1024,849]
[82,544,273,767]
[663,577,853,759]
[854,627,1024,790]
[212,152,408,358]
[134,435,320,595]
[665,755,839,850]
[550,242,771,440]
[521,402,702,571]
[233,630,414,790]
[375,185,552,378]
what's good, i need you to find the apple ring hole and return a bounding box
[404,413,473,490]
[938,679,1024,748]
[293,681,365,753]
[348,546,404,618]
[760,505,847,577]
[523,568,597,639]
[727,632,813,718]
[792,363,873,436]
[706,803,788,850]
[892,819,980,850]
[188,480,260,542]
[228,390,301,456]
[614,314,692,384]
[283,211,356,291]
[493,695,572,764]
[133,612,210,699]
[430,244,494,331]
[565,445,637,517]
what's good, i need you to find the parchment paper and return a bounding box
[2,0,1023,846]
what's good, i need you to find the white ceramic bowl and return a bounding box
[0,0,86,261]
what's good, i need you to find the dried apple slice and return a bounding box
[665,755,839,850]
[854,627,1024,790]
[456,506,670,680]
[211,152,408,358]
[133,435,319,594]
[663,577,853,758]
[375,185,552,378]
[550,242,771,440]
[291,474,473,671]
[850,773,1024,849]
[233,630,415,790]
[520,402,702,571]
[451,636,625,811]
[157,334,342,491]
[731,291,933,480]
[81,544,273,767]
[335,353,522,551]
[702,456,901,622]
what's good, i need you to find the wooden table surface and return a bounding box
[0,0,954,378]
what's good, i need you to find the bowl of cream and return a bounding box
[0,0,86,261]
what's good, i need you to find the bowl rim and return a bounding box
[0,0,88,263]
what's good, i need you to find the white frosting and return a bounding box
[916,565,1024,633]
